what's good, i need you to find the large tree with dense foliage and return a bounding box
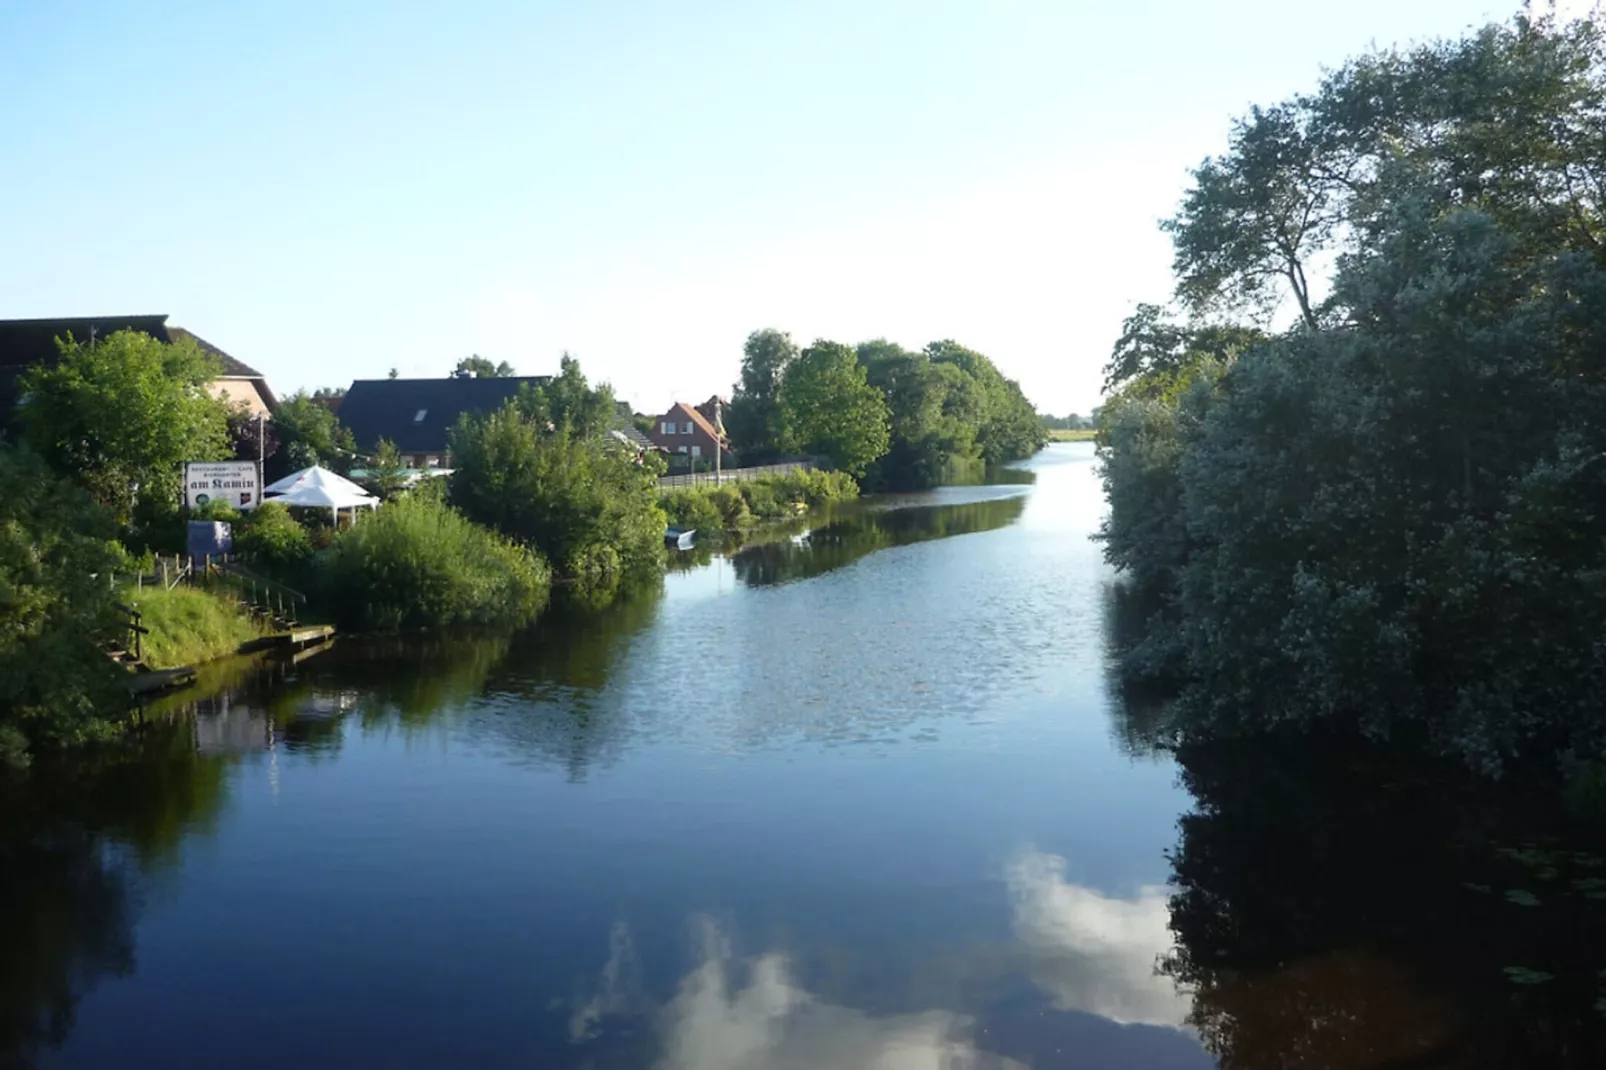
[924,340,1044,466]
[17,330,231,527]
[268,391,355,481]
[517,354,615,438]
[855,340,980,490]
[449,357,665,586]
[0,445,126,767]
[725,328,798,461]
[1098,13,1606,775]
[777,340,891,478]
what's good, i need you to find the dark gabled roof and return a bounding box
[338,376,552,454]
[0,315,275,425]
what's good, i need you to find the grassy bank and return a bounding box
[1046,428,1096,442]
[660,470,858,534]
[125,586,265,670]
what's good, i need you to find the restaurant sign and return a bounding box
[184,461,260,511]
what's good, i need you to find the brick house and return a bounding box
[646,400,726,468]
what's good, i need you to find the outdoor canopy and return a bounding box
[264,465,378,523]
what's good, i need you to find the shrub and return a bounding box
[0,445,126,766]
[234,502,313,569]
[660,489,725,533]
[316,495,550,631]
[659,471,856,531]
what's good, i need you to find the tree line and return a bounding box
[1097,13,1606,781]
[724,330,1044,489]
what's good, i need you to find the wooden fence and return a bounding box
[658,461,814,488]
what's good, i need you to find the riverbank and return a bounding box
[1046,428,1095,442]
[658,468,858,537]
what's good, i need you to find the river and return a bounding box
[4,442,1601,1068]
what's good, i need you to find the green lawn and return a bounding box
[1047,428,1097,442]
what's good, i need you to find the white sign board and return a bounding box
[184,461,261,511]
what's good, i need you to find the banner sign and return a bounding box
[184,461,260,511]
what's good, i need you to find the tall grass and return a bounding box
[127,585,264,669]
[316,494,550,631]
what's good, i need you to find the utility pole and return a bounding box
[714,398,724,486]
[256,410,267,509]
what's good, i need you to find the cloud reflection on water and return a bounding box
[1006,851,1191,1030]
[573,918,1023,1070]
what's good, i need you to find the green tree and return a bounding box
[364,438,411,500]
[518,354,614,438]
[449,401,666,586]
[778,341,891,478]
[0,445,125,767]
[269,391,356,481]
[925,340,1043,464]
[726,328,798,460]
[18,330,230,527]
[1100,13,1606,775]
[453,354,515,378]
[856,340,979,490]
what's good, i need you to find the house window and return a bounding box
[682,422,693,434]
[677,445,687,453]
[690,445,702,458]
[423,456,439,468]
[662,421,675,434]
[414,409,428,423]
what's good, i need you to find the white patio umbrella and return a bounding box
[265,465,377,524]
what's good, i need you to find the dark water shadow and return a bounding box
[0,725,234,1069]
[1165,731,1606,1068]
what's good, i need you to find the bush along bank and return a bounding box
[659,469,859,535]
[316,492,551,632]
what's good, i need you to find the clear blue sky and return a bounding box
[2,0,1530,415]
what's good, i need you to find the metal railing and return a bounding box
[658,461,814,488]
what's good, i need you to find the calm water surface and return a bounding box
[15,443,1589,1068]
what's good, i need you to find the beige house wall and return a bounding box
[207,377,272,417]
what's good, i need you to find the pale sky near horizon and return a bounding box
[1,1,1570,415]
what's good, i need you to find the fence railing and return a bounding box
[658,461,814,488]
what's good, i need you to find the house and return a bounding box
[336,375,551,467]
[0,314,277,433]
[646,400,727,467]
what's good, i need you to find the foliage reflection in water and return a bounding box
[5,446,1603,1068]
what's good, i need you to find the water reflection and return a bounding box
[731,493,1028,588]
[0,726,232,1067]
[1006,851,1189,1029]
[1165,733,1606,1068]
[572,919,1026,1070]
